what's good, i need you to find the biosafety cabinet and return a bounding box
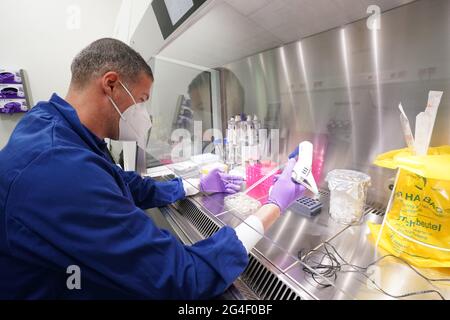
[127,0,450,300]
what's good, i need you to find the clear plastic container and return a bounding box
[325,169,371,224]
[224,193,261,217]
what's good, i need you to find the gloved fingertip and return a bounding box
[199,180,205,193]
[231,179,245,185]
[210,168,223,175]
[280,158,296,178]
[288,157,297,165]
[224,174,244,182]
[286,158,297,171]
[298,184,307,193]
[227,183,242,191]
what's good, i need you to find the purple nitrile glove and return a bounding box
[200,168,244,194]
[267,158,305,212]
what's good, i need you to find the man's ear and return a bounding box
[102,71,119,95]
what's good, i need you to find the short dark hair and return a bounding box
[188,71,211,94]
[70,38,153,88]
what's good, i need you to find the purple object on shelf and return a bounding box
[0,85,25,99]
[0,71,22,84]
[0,72,14,83]
[1,101,22,114]
[1,87,18,98]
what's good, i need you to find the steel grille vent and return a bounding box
[174,199,303,300]
[318,189,330,199]
[240,255,301,300]
[364,205,385,217]
[176,199,220,238]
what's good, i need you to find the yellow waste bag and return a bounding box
[369,146,450,268]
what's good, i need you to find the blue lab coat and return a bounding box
[0,94,248,299]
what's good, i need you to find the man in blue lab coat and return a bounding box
[0,39,304,299]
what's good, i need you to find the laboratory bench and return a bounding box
[145,166,450,301]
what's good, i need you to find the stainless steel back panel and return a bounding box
[220,0,450,206]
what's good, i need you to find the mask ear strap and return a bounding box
[119,80,138,105]
[107,96,126,120]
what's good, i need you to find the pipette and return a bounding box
[291,141,319,194]
[244,141,319,195]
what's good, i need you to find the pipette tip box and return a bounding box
[290,196,323,217]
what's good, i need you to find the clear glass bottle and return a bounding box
[234,115,241,165]
[224,138,234,168]
[252,114,261,161]
[213,138,224,161]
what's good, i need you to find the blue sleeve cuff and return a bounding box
[173,177,186,200]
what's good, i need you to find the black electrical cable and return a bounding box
[298,241,450,300]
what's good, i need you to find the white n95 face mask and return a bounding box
[108,81,152,149]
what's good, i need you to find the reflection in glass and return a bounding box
[145,58,215,167]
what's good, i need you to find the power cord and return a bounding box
[298,241,450,300]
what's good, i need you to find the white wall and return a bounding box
[0,0,122,148]
[109,0,153,166]
[114,0,152,43]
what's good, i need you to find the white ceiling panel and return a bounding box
[224,0,272,16]
[160,2,283,67]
